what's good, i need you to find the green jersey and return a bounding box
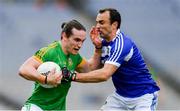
[26,41,83,110]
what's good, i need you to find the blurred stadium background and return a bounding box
[0,0,180,110]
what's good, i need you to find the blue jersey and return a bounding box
[101,29,160,98]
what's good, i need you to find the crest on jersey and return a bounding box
[102,46,111,57]
[68,58,73,67]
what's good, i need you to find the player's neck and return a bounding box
[61,41,69,55]
[106,29,117,42]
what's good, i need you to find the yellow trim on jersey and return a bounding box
[34,41,59,63]
[39,43,57,57]
[38,47,48,58]
[77,58,87,68]
[48,41,58,48]
[33,56,43,63]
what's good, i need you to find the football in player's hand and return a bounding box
[37,61,61,88]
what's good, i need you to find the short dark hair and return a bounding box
[61,19,86,38]
[99,8,121,29]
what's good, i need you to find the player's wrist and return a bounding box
[62,67,71,82]
[94,48,102,53]
[94,45,102,54]
[62,67,77,82]
[37,74,46,84]
[95,46,102,49]
[71,72,77,81]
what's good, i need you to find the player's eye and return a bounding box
[99,20,104,25]
[74,38,81,42]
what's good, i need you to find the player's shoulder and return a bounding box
[47,41,59,48]
[113,32,133,46]
[37,41,59,56]
[121,32,134,46]
[42,41,59,53]
[112,32,134,55]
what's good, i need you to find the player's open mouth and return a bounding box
[74,48,79,51]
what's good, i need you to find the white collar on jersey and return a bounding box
[112,28,121,41]
[116,28,120,35]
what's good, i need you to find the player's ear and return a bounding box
[112,21,118,29]
[61,32,68,40]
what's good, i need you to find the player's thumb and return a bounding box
[57,74,62,84]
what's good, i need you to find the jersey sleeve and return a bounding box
[76,54,83,67]
[33,47,49,63]
[77,57,87,68]
[33,41,60,63]
[105,34,133,67]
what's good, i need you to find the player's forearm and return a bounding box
[19,65,45,84]
[88,49,102,70]
[75,68,110,83]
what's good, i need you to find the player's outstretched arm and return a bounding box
[75,63,118,83]
[63,63,118,83]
